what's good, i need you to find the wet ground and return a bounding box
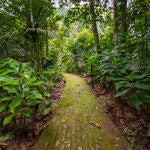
[34,73,129,150]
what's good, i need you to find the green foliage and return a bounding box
[121,127,137,137]
[0,58,50,127]
[62,28,95,73]
[41,65,62,89]
[0,134,14,146]
[98,46,150,110]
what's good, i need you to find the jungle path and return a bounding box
[34,73,128,150]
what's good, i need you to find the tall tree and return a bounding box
[121,0,127,33]
[89,0,100,54]
[113,0,118,49]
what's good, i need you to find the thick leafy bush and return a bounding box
[0,58,52,127]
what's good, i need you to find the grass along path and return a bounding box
[34,73,129,150]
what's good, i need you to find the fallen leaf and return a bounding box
[64,141,70,144]
[61,120,65,123]
[115,144,119,147]
[115,137,120,141]
[90,122,101,129]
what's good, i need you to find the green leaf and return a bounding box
[9,96,22,113]
[0,75,19,85]
[27,99,39,106]
[115,81,132,90]
[26,91,43,99]
[115,88,130,97]
[0,104,7,112]
[9,60,19,71]
[0,134,14,145]
[32,81,44,86]
[0,58,14,69]
[30,77,37,82]
[0,69,15,76]
[43,107,51,115]
[3,115,14,126]
[111,77,128,81]
[127,95,143,111]
[44,92,50,97]
[103,95,107,103]
[142,95,150,103]
[2,85,17,93]
[0,97,12,102]
[133,74,149,80]
[21,108,31,118]
[134,83,150,91]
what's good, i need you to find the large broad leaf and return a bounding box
[9,96,22,113]
[27,99,40,106]
[115,88,130,97]
[127,72,135,81]
[0,58,14,69]
[0,97,12,102]
[30,77,37,82]
[142,95,150,103]
[115,81,132,90]
[133,74,149,80]
[134,83,150,91]
[127,95,143,111]
[2,85,17,93]
[0,104,7,112]
[3,114,14,126]
[9,60,19,72]
[26,91,43,100]
[20,63,30,73]
[0,75,19,85]
[0,69,15,76]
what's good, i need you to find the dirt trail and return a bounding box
[34,73,129,150]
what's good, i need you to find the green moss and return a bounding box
[34,124,56,150]
[34,73,129,150]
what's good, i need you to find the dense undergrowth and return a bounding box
[0,58,62,146]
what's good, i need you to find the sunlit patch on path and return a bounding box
[34,73,129,150]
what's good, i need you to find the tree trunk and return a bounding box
[121,0,127,33]
[33,32,42,72]
[46,30,49,56]
[89,0,100,55]
[121,0,127,48]
[144,16,148,52]
[113,0,118,50]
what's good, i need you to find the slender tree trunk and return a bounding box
[113,0,118,50]
[33,32,42,72]
[121,0,127,33]
[46,30,49,56]
[120,0,128,53]
[121,0,127,49]
[30,0,41,72]
[89,0,100,55]
[144,16,148,52]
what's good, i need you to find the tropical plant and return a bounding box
[0,58,49,128]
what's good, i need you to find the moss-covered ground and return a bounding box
[34,73,129,150]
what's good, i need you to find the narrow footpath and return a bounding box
[34,73,129,150]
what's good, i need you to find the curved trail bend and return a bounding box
[34,73,128,150]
